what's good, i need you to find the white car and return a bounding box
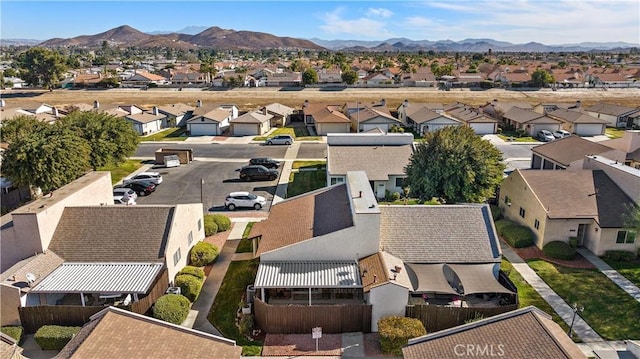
[123,172,163,185]
[113,188,137,205]
[224,191,266,210]
[553,130,571,139]
[265,135,294,145]
[537,130,555,142]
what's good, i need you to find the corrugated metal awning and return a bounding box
[254,261,362,288]
[30,263,163,294]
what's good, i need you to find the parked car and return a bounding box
[225,191,267,210]
[123,172,163,185]
[239,165,278,181]
[120,181,156,196]
[249,157,280,169]
[265,134,294,145]
[537,130,555,142]
[113,188,137,205]
[553,130,571,139]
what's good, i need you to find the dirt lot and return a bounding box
[2,87,639,111]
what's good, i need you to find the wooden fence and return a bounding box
[254,298,372,334]
[19,269,169,333]
[406,304,518,333]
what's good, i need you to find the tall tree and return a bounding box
[302,68,318,85]
[341,69,358,85]
[531,69,554,87]
[17,47,67,88]
[405,126,505,203]
[0,115,48,145]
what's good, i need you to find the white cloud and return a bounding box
[317,7,395,39]
[366,8,393,18]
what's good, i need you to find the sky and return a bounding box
[1,0,639,45]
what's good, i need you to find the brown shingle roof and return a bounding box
[1,251,64,293]
[48,206,174,262]
[531,136,615,166]
[503,106,544,124]
[402,306,586,359]
[126,113,165,124]
[327,145,413,181]
[254,185,353,256]
[57,307,241,358]
[304,103,351,124]
[191,106,231,122]
[585,102,638,116]
[547,108,608,124]
[157,103,195,117]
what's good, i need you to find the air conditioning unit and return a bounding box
[166,286,181,295]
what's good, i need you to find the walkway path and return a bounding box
[273,142,301,205]
[577,248,640,303]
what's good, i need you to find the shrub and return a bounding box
[34,325,81,350]
[543,241,577,260]
[177,265,205,281]
[490,204,501,221]
[391,192,401,201]
[210,214,231,232]
[175,274,204,302]
[494,219,533,248]
[153,294,190,324]
[603,250,637,262]
[378,316,426,355]
[569,237,579,248]
[1,326,24,343]
[238,314,254,336]
[203,216,219,236]
[190,241,219,267]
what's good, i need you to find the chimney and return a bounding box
[380,98,386,107]
[303,100,309,108]
[153,106,159,116]
[373,274,377,283]
[52,107,59,117]
[93,100,99,109]
[403,99,408,108]
[196,99,202,107]
[575,100,581,108]
[262,107,267,115]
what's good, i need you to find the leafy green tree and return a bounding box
[531,69,555,87]
[302,68,318,85]
[405,126,505,203]
[341,69,358,84]
[59,111,139,170]
[0,115,48,145]
[17,47,67,88]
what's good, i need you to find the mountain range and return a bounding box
[6,25,639,52]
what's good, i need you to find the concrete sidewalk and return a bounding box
[577,248,640,303]
[273,142,301,205]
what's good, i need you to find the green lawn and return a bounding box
[236,222,255,253]
[208,259,262,355]
[286,162,326,198]
[528,259,640,340]
[498,132,537,142]
[605,127,625,139]
[97,159,144,185]
[602,258,640,288]
[139,127,188,142]
[253,126,321,141]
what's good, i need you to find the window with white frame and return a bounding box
[616,230,637,244]
[173,248,181,266]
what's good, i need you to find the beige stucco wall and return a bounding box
[0,283,22,326]
[164,203,206,281]
[369,283,409,332]
[499,172,547,249]
[593,228,639,256]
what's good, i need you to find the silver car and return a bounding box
[265,134,294,145]
[113,188,137,205]
[123,171,163,185]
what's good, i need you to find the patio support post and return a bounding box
[309,288,312,305]
[80,293,85,307]
[133,293,138,301]
[261,288,265,302]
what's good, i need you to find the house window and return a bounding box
[173,248,181,266]
[198,219,202,231]
[519,207,526,218]
[534,219,540,230]
[188,231,194,245]
[395,177,405,188]
[616,230,637,244]
[330,177,344,185]
[504,196,511,206]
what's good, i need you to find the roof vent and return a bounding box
[25,273,36,284]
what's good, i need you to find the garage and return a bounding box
[188,122,219,136]
[316,123,350,135]
[362,123,390,132]
[575,124,605,136]
[532,124,561,134]
[233,123,260,136]
[469,122,496,135]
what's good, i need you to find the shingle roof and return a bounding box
[1,251,64,293]
[547,108,608,124]
[126,113,165,124]
[402,306,586,359]
[531,136,615,166]
[264,103,294,116]
[253,185,353,256]
[406,107,448,124]
[379,205,501,263]
[230,111,272,124]
[304,103,351,124]
[48,206,174,262]
[191,106,231,122]
[503,106,544,124]
[57,307,241,358]
[327,145,413,181]
[585,102,638,116]
[157,103,195,116]
[359,253,389,292]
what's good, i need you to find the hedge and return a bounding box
[494,219,534,248]
[177,265,205,281]
[190,241,219,267]
[603,250,637,262]
[34,325,81,350]
[204,215,219,236]
[210,214,232,232]
[1,326,24,343]
[543,241,576,260]
[175,274,204,302]
[490,204,501,221]
[153,294,190,324]
[378,316,426,355]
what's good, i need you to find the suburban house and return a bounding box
[187,102,238,136]
[302,101,351,135]
[262,102,295,127]
[230,109,273,136]
[326,133,414,198]
[445,106,498,134]
[530,136,626,170]
[125,108,167,136]
[403,106,461,135]
[121,71,168,87]
[532,101,582,115]
[396,101,444,124]
[345,100,402,132]
[102,104,144,118]
[361,72,394,86]
[158,103,195,127]
[402,306,586,359]
[584,102,640,128]
[264,72,302,87]
[499,163,638,255]
[546,108,607,136]
[400,68,437,87]
[56,307,241,358]
[601,130,640,168]
[501,107,562,136]
[587,72,637,88]
[481,100,533,121]
[171,72,210,86]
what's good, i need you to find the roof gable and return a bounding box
[532,136,615,166]
[328,145,413,180]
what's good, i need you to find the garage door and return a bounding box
[362,123,389,132]
[470,123,495,135]
[575,124,604,136]
[189,123,218,136]
[233,124,258,136]
[534,125,560,133]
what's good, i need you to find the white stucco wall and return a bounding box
[369,283,409,332]
[164,203,205,281]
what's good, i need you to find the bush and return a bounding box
[190,241,219,267]
[204,215,219,236]
[603,250,637,262]
[378,316,426,355]
[543,241,576,260]
[177,265,205,281]
[494,219,534,248]
[153,294,190,324]
[490,204,501,221]
[210,214,231,232]
[175,274,204,302]
[1,326,24,343]
[569,237,578,248]
[391,192,401,201]
[34,325,81,350]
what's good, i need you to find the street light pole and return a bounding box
[567,303,584,336]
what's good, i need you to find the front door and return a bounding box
[577,224,587,246]
[376,183,386,199]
